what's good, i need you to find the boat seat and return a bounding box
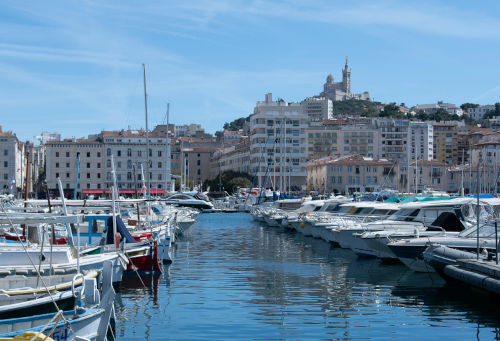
[14,269,29,276]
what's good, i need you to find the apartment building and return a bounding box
[249,93,308,191]
[46,128,170,197]
[209,139,250,179]
[433,123,459,165]
[301,97,333,126]
[339,124,380,158]
[376,119,410,162]
[306,125,340,159]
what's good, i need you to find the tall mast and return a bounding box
[165,103,172,193]
[143,64,151,198]
[460,148,465,196]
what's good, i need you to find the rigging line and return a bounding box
[0,202,71,327]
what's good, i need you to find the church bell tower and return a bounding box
[342,56,351,96]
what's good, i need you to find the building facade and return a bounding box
[307,154,397,194]
[249,93,308,191]
[45,127,175,197]
[0,128,24,195]
[467,105,495,121]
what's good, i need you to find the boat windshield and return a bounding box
[388,209,420,221]
[372,209,390,216]
[322,204,342,212]
[352,207,374,215]
[459,223,497,238]
[337,206,356,214]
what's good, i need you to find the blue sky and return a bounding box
[1,0,500,142]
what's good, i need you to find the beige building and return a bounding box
[340,124,380,158]
[306,154,397,194]
[0,128,24,195]
[306,125,340,159]
[405,159,450,193]
[46,127,171,197]
[209,139,250,179]
[433,123,459,165]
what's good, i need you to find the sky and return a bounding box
[1,0,500,142]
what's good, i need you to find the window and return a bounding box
[117,162,121,168]
[87,173,90,179]
[87,184,90,189]
[158,162,162,168]
[127,172,132,180]
[117,150,121,157]
[97,183,101,189]
[107,160,111,167]
[138,150,142,157]
[56,172,59,178]
[56,152,59,157]
[197,169,201,175]
[97,163,101,168]
[97,173,101,179]
[158,174,162,180]
[66,152,70,157]
[66,173,70,178]
[158,151,162,157]
[3,149,7,156]
[107,148,111,156]
[97,152,101,157]
[86,152,90,157]
[127,160,132,169]
[66,163,70,168]
[197,160,200,166]
[127,149,132,157]
[149,149,152,157]
[55,162,59,168]
[87,163,90,168]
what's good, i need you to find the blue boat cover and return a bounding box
[106,216,137,244]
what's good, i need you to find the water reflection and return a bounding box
[114,213,500,340]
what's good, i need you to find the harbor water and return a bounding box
[114,213,500,340]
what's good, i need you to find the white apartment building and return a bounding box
[468,105,495,120]
[409,122,433,161]
[413,102,463,116]
[301,97,333,126]
[0,129,24,194]
[36,132,61,145]
[249,93,308,191]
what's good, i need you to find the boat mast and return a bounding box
[460,148,465,196]
[165,103,172,193]
[143,64,151,198]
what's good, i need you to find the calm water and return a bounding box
[114,213,500,340]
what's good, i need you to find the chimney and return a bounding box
[265,93,272,103]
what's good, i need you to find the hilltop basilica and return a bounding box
[318,57,370,101]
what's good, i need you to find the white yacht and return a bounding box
[162,192,214,211]
[349,198,473,258]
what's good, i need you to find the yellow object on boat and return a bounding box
[0,331,54,341]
